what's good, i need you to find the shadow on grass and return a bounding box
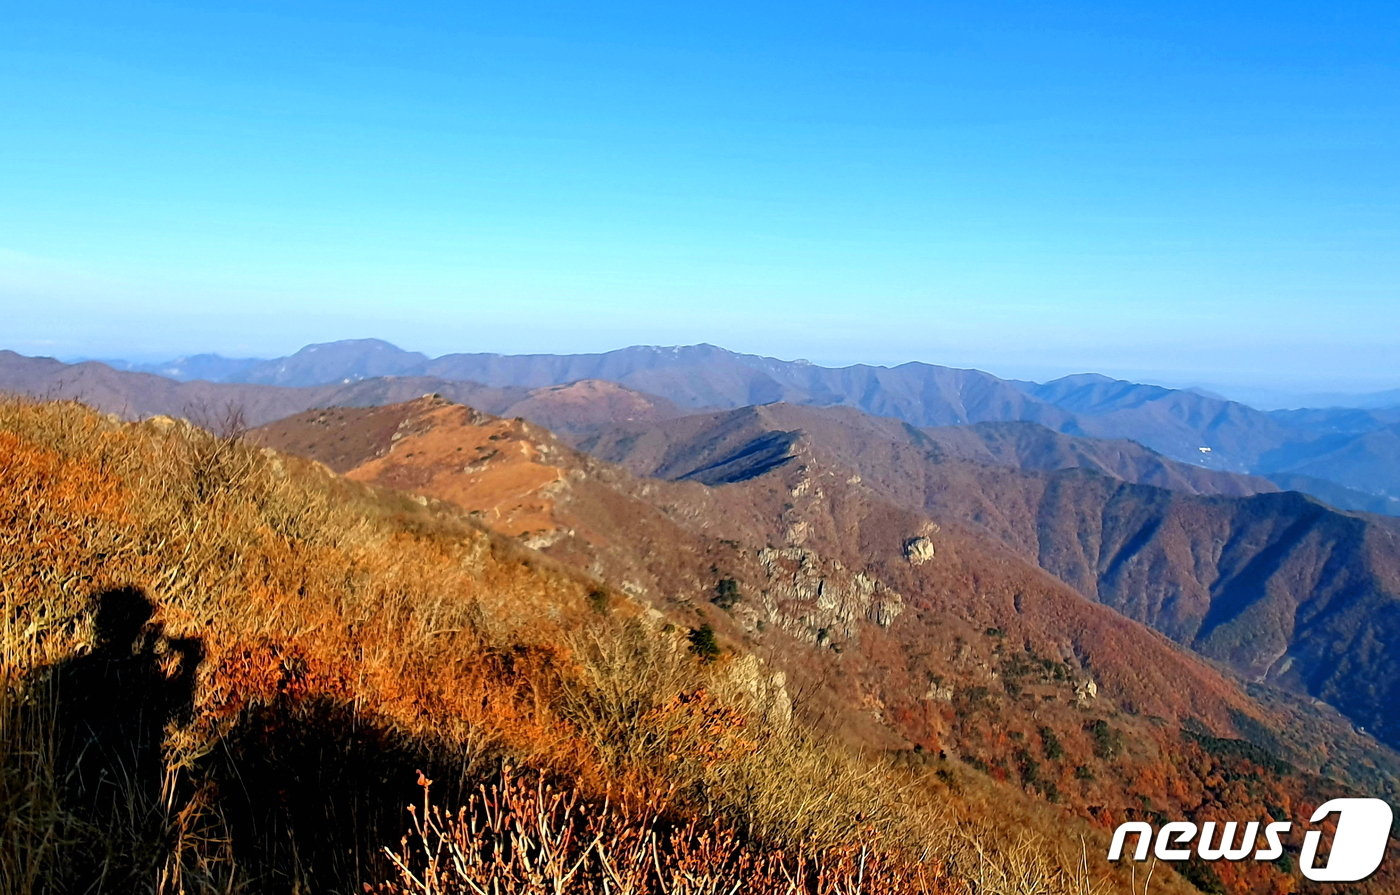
[28,586,202,890]
[22,588,482,893]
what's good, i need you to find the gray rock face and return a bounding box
[756,547,905,645]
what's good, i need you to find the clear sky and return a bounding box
[2,1,1398,391]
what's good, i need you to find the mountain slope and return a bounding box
[1019,373,1295,472]
[254,398,1284,744]
[582,402,1400,755]
[1263,470,1400,515]
[123,352,262,382]
[0,351,345,425]
[1261,422,1400,500]
[237,338,428,385]
[421,345,1082,429]
[2,348,1274,501]
[918,420,1278,498]
[125,341,1082,426]
[10,397,1083,894]
[250,396,1400,895]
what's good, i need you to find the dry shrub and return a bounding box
[373,769,944,895]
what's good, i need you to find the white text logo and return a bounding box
[1107,798,1393,883]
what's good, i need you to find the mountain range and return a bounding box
[14,394,1396,894]
[6,339,1400,892]
[6,340,1397,743]
[251,395,1400,784]
[77,339,1400,514]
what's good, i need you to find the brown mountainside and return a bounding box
[17,397,1145,894]
[255,396,1400,895]
[255,398,1266,739]
[582,402,1400,756]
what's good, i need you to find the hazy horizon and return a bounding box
[26,328,1400,396]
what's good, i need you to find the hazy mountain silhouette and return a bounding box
[1259,423,1400,500]
[1263,471,1400,516]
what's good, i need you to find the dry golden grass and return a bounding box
[0,398,1166,894]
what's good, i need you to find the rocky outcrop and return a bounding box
[1075,678,1099,706]
[756,547,905,644]
[903,536,935,565]
[725,654,792,727]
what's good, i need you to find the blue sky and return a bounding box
[2,1,1398,391]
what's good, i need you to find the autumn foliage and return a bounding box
[4,398,1387,895]
[0,399,1135,894]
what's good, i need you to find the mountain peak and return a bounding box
[293,338,412,355]
[1044,372,1120,387]
[624,342,733,359]
[240,339,428,386]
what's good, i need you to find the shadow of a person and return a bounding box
[32,587,202,889]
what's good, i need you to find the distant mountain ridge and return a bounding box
[0,349,681,433]
[0,348,1284,512]
[113,339,1400,513]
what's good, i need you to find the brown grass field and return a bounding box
[0,397,1231,893]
